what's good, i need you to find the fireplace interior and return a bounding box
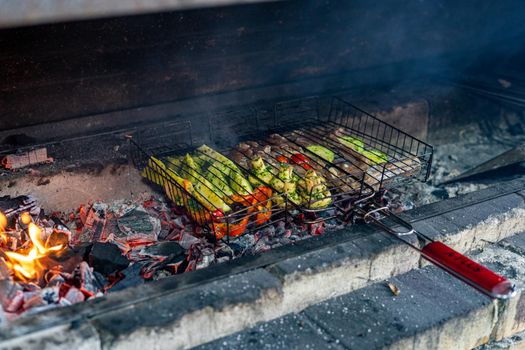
[2,1,525,348]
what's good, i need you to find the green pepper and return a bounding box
[338,135,365,152]
[306,145,335,162]
[362,149,388,164]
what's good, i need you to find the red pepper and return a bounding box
[301,163,313,170]
[276,155,289,163]
[211,209,225,222]
[290,153,310,165]
[255,202,272,225]
[231,186,272,207]
[212,210,252,239]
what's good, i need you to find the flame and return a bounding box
[2,218,65,282]
[0,211,6,245]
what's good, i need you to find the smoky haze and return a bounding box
[1,0,525,136]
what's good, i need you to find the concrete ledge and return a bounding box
[92,269,284,349]
[1,181,525,349]
[479,234,525,342]
[199,231,525,350]
[267,230,420,313]
[198,266,496,350]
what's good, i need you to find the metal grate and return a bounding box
[130,96,433,237]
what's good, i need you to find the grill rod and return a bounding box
[357,203,516,299]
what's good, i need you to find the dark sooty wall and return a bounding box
[2,0,525,131]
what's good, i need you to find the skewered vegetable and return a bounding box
[306,145,335,162]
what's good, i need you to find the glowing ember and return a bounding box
[1,215,66,283]
[20,211,31,225]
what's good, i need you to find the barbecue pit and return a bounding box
[1,1,525,349]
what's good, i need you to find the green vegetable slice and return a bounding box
[306,145,335,162]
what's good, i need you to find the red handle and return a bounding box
[421,241,515,299]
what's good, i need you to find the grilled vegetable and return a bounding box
[251,156,273,184]
[338,135,365,151]
[276,155,289,163]
[197,144,241,175]
[298,170,332,209]
[181,153,231,213]
[290,153,310,165]
[283,181,302,205]
[229,170,253,196]
[164,156,182,172]
[206,161,234,197]
[362,149,388,164]
[306,145,335,162]
[212,212,251,239]
[277,164,294,182]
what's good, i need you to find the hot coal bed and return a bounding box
[1,0,525,343]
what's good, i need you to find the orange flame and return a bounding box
[3,218,66,282]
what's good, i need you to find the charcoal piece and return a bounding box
[0,195,39,223]
[89,242,129,276]
[79,261,98,295]
[45,229,69,248]
[0,280,23,312]
[46,274,65,288]
[115,205,160,242]
[141,241,184,259]
[73,203,107,244]
[23,291,46,309]
[108,263,144,292]
[93,271,108,290]
[63,287,85,304]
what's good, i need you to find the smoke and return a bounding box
[3,0,525,137]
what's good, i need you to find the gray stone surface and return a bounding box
[198,231,525,350]
[198,265,495,350]
[1,184,525,349]
[196,313,342,350]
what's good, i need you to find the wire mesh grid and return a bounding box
[129,96,433,233]
[128,120,289,240]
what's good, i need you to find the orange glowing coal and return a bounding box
[1,212,66,282]
[0,211,7,245]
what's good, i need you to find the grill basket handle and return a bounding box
[362,206,515,299]
[421,241,515,299]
